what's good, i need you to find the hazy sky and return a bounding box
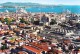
[0,0,80,5]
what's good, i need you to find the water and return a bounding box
[0,5,80,14]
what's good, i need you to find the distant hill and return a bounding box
[0,2,44,8]
[1,2,41,6]
[0,2,64,8]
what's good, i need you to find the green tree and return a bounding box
[50,19,57,25]
[20,18,25,23]
[25,21,28,24]
[20,18,29,24]
[4,18,12,25]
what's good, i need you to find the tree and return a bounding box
[20,18,25,23]
[50,19,57,25]
[25,21,28,24]
[4,18,12,25]
[12,18,16,22]
[20,18,29,24]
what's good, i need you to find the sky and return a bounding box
[0,0,80,5]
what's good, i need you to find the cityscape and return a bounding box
[0,0,80,54]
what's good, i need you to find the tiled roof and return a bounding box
[24,45,42,54]
[30,42,49,51]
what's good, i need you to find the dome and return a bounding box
[16,8,27,14]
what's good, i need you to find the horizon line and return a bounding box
[0,2,80,6]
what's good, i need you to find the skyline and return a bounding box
[0,0,80,5]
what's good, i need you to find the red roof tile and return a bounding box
[24,45,42,54]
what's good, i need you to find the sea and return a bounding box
[0,5,80,14]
